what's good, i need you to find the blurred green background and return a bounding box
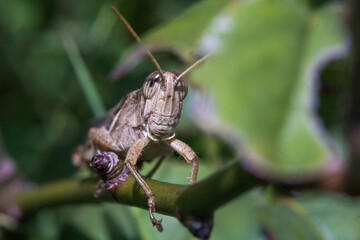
[1,0,360,239]
[0,0,204,183]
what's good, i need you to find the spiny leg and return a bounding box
[166,139,199,185]
[124,137,163,232]
[146,156,165,179]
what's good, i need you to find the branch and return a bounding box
[16,161,264,219]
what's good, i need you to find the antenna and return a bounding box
[175,53,211,84]
[111,6,166,81]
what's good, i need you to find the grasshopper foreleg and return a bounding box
[166,139,199,185]
[124,137,164,232]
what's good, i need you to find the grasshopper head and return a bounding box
[142,71,187,141]
[111,6,210,141]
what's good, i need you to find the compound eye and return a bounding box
[171,71,188,100]
[143,72,160,99]
[177,77,188,100]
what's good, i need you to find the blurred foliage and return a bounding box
[138,0,347,179]
[0,0,359,239]
[257,192,360,240]
[192,0,347,178]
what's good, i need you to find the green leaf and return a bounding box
[60,205,113,240]
[212,189,262,240]
[63,35,106,118]
[58,204,139,240]
[298,193,360,240]
[192,0,347,180]
[110,0,230,79]
[257,198,324,240]
[141,0,229,60]
[137,0,347,180]
[257,193,360,240]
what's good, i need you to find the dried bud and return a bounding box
[90,152,129,192]
[90,152,119,178]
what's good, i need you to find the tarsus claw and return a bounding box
[155,221,163,232]
[149,203,163,232]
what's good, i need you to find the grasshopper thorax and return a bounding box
[142,71,187,141]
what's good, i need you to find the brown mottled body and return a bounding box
[87,88,172,161]
[73,71,199,232]
[72,6,210,232]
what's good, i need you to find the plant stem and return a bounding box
[16,178,104,217]
[16,161,264,219]
[176,161,264,216]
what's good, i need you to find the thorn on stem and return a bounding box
[176,209,213,240]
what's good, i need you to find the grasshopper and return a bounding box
[73,6,209,232]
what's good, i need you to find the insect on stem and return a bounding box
[74,5,210,235]
[175,53,211,84]
[110,6,166,82]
